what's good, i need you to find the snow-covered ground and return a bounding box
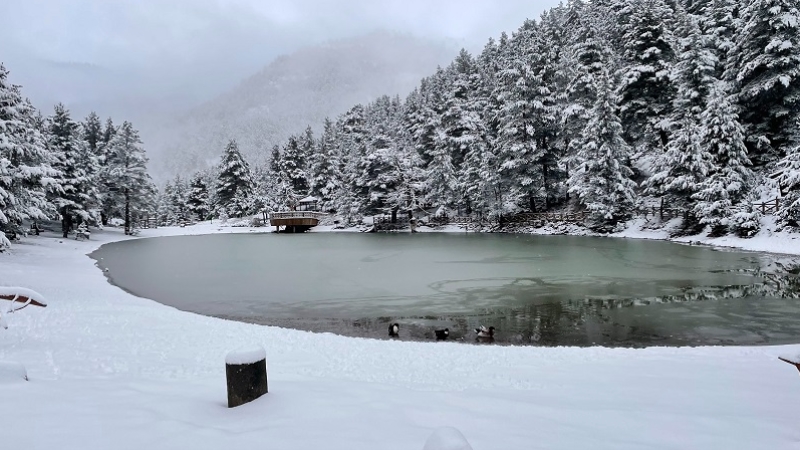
[1,224,800,450]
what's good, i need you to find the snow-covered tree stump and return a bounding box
[422,427,473,450]
[225,346,268,408]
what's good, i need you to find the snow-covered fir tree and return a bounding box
[616,0,676,161]
[215,139,254,217]
[774,145,800,226]
[692,81,755,235]
[702,0,738,79]
[48,103,101,232]
[308,118,340,212]
[0,65,59,247]
[726,0,800,165]
[495,21,549,213]
[83,112,113,224]
[568,66,637,232]
[334,104,369,223]
[106,121,155,234]
[168,175,190,223]
[187,172,211,221]
[279,135,310,197]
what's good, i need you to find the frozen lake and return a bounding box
[91,232,800,347]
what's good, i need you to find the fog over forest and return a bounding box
[0,0,558,172]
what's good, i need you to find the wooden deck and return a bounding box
[269,211,327,233]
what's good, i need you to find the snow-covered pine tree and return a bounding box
[645,113,713,214]
[535,7,571,210]
[48,103,100,233]
[0,64,22,247]
[298,125,315,176]
[565,26,610,162]
[9,100,60,230]
[83,112,113,224]
[774,146,800,226]
[404,71,454,216]
[0,155,11,249]
[464,37,505,219]
[106,121,155,234]
[308,118,339,212]
[280,135,309,196]
[102,118,116,147]
[168,174,190,223]
[692,81,755,235]
[267,144,283,187]
[702,0,738,79]
[568,66,637,232]
[0,65,59,247]
[616,0,677,162]
[673,16,718,117]
[83,112,103,157]
[362,125,401,216]
[215,139,254,218]
[495,21,547,213]
[187,171,211,221]
[436,50,489,214]
[645,16,717,217]
[156,181,175,225]
[726,0,800,165]
[333,104,368,223]
[97,117,118,223]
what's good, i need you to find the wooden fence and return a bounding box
[637,206,687,221]
[754,198,780,215]
[501,212,587,224]
[373,198,783,230]
[423,212,586,227]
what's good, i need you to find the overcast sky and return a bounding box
[0,0,559,120]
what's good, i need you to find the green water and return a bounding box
[91,232,800,347]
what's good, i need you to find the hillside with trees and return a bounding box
[159,0,798,236]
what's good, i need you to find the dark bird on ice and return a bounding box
[434,328,450,341]
[388,323,400,338]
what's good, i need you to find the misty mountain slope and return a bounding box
[147,31,455,179]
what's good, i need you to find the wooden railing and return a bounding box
[373,215,410,225]
[754,198,780,215]
[269,211,328,220]
[637,206,687,221]
[501,212,587,224]
[428,215,477,225]
[426,212,586,226]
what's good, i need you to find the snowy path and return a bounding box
[1,226,799,449]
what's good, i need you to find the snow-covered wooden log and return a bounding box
[0,287,48,329]
[422,427,474,450]
[0,287,48,308]
[225,346,268,408]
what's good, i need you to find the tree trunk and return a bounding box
[61,207,72,238]
[124,189,131,235]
